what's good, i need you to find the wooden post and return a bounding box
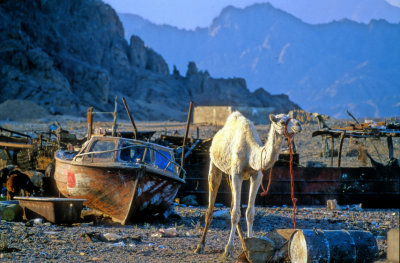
[181,101,194,168]
[387,136,394,159]
[112,96,118,137]
[346,109,360,124]
[330,136,334,167]
[122,97,138,139]
[337,132,346,167]
[87,107,93,139]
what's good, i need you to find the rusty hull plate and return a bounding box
[183,166,400,208]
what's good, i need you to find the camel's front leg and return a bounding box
[246,171,263,237]
[194,163,222,253]
[224,174,242,258]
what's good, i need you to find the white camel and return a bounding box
[194,111,302,257]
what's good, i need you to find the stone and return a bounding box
[327,199,341,210]
[243,237,275,263]
[180,195,198,206]
[0,100,50,121]
[387,229,399,263]
[213,209,230,220]
[1,204,23,222]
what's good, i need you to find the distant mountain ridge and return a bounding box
[260,0,400,25]
[0,0,299,121]
[119,3,400,118]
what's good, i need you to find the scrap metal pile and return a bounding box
[0,124,83,200]
[312,117,400,167]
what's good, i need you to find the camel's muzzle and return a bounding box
[291,126,302,133]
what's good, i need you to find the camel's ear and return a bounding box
[269,114,277,123]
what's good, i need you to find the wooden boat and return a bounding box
[54,136,185,224]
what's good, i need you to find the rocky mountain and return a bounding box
[261,0,400,25]
[119,3,400,118]
[0,0,299,121]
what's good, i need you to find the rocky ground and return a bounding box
[0,206,398,262]
[1,117,399,262]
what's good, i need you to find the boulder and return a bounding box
[0,100,50,120]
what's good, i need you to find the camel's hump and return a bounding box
[225,111,246,124]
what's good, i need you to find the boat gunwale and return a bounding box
[54,155,186,184]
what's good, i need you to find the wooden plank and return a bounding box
[387,137,394,159]
[181,101,194,168]
[0,142,33,149]
[337,132,345,167]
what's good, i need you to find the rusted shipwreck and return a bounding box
[54,135,186,224]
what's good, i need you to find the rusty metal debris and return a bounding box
[1,124,82,199]
[0,124,81,172]
[312,111,400,167]
[15,197,86,224]
[81,232,141,244]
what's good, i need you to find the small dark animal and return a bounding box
[1,167,11,195]
[6,170,36,200]
[0,167,11,186]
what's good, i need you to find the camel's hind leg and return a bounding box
[246,171,263,237]
[194,162,223,253]
[224,173,243,258]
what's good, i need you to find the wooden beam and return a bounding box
[181,101,194,168]
[337,132,346,167]
[0,142,33,149]
[387,137,394,159]
[87,107,93,139]
[122,97,138,140]
[330,136,334,167]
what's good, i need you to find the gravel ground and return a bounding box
[1,206,399,262]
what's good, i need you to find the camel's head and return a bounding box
[269,114,302,136]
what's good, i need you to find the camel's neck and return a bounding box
[251,125,285,171]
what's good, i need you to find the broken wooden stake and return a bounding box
[122,97,138,139]
[181,101,193,168]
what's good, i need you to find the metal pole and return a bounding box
[122,97,138,139]
[181,101,194,168]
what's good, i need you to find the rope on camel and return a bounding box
[260,118,297,229]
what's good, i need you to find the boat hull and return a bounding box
[54,158,182,224]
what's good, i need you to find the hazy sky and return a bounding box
[104,0,400,30]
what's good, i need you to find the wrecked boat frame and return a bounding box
[54,135,186,224]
